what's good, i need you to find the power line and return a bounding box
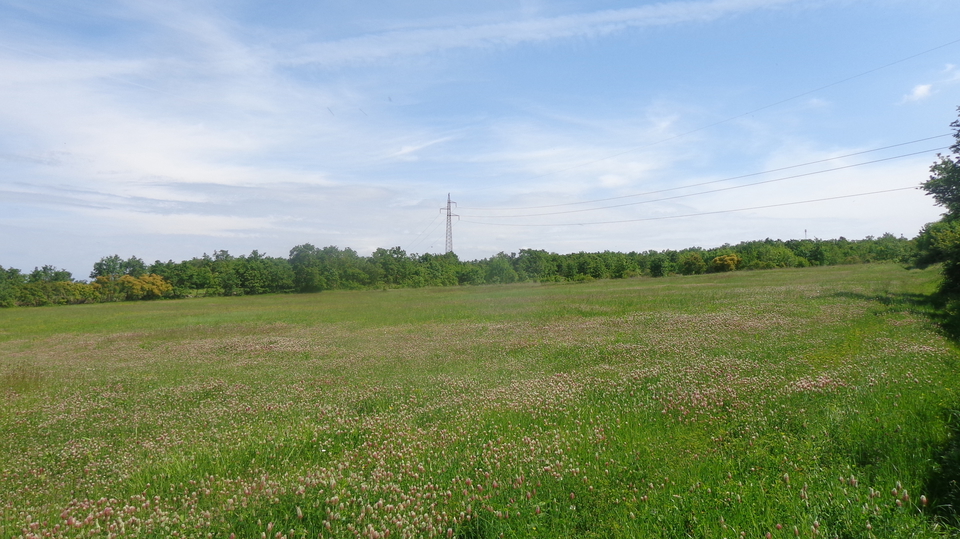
[406,212,442,252]
[459,147,946,219]
[459,134,951,211]
[460,37,960,194]
[461,186,920,228]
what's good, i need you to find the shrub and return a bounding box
[710,254,742,272]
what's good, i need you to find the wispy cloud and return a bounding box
[900,64,960,104]
[902,83,933,102]
[291,0,799,66]
[389,136,454,160]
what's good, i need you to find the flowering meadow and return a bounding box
[1,264,958,538]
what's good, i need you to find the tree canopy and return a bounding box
[0,233,918,308]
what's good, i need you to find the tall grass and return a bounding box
[0,264,957,538]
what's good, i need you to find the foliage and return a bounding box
[0,233,920,308]
[15,281,99,306]
[92,274,174,301]
[90,255,147,279]
[648,254,672,277]
[27,265,72,283]
[710,253,742,272]
[119,274,174,300]
[922,108,960,218]
[917,107,960,300]
[0,264,955,537]
[0,266,25,308]
[677,251,707,275]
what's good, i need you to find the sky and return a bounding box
[1,0,959,278]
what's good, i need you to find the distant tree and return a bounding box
[0,266,26,307]
[484,253,519,284]
[90,255,123,279]
[16,281,99,306]
[123,256,147,277]
[233,250,294,295]
[648,255,672,277]
[119,274,173,300]
[289,243,326,292]
[456,262,485,285]
[677,252,707,275]
[710,254,742,273]
[28,265,72,283]
[516,249,558,281]
[90,255,146,279]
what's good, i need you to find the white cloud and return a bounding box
[86,209,280,237]
[389,136,454,160]
[290,0,799,66]
[0,0,954,276]
[902,83,933,103]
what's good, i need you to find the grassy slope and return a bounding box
[1,264,958,538]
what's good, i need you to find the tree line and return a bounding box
[0,234,915,308]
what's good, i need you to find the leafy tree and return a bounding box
[90,255,146,279]
[289,243,327,292]
[16,281,99,306]
[484,253,519,284]
[677,251,707,275]
[710,254,742,273]
[418,252,459,287]
[456,262,485,285]
[648,255,672,277]
[91,275,127,302]
[0,266,26,307]
[516,249,558,281]
[916,108,960,301]
[233,250,294,295]
[28,265,72,283]
[119,274,173,300]
[922,108,960,218]
[90,255,123,279]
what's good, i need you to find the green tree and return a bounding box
[917,107,960,299]
[484,253,519,284]
[677,251,707,275]
[922,108,960,218]
[648,255,672,277]
[90,255,146,279]
[28,265,72,283]
[710,254,742,273]
[516,249,558,282]
[0,266,26,307]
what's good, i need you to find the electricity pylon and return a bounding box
[441,193,458,254]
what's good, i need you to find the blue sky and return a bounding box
[1,0,958,278]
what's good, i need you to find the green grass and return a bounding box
[1,264,958,538]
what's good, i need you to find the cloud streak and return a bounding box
[291,0,799,66]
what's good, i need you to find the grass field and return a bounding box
[1,264,959,538]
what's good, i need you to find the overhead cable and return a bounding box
[458,37,960,191]
[460,187,920,228]
[459,134,950,211]
[459,147,946,219]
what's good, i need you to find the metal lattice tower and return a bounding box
[441,193,458,254]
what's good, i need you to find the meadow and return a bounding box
[1,263,958,538]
